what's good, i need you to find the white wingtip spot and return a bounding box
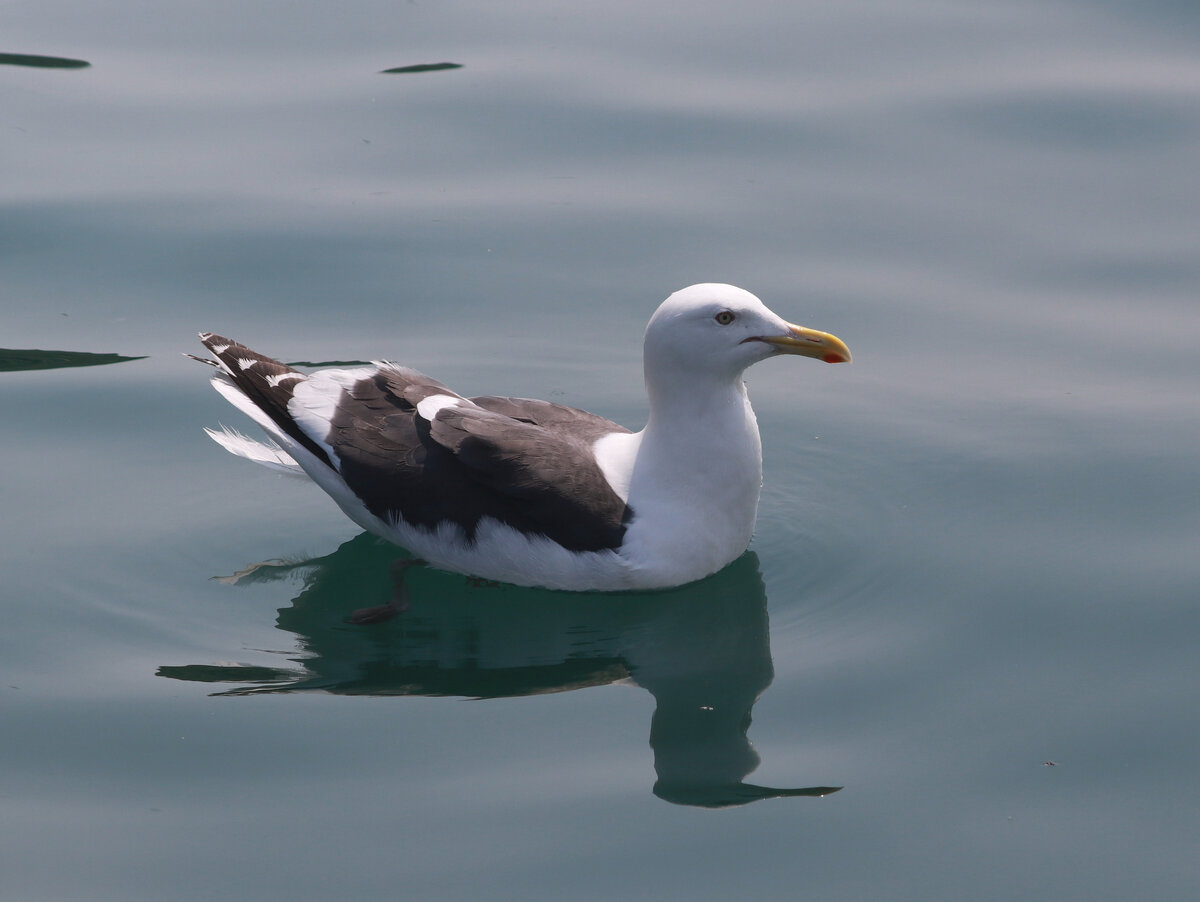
[237,357,259,371]
[266,371,304,388]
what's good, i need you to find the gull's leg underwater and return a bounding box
[347,557,429,624]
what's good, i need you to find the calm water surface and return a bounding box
[3,1,1199,900]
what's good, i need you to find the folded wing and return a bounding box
[197,334,633,552]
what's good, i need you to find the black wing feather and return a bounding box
[328,372,632,551]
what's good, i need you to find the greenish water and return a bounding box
[3,2,1199,900]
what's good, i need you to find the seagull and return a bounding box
[193,283,851,591]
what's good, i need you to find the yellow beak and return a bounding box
[759,323,852,364]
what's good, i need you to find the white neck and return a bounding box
[636,368,764,522]
[594,363,764,587]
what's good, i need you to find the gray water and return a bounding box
[3,1,1199,899]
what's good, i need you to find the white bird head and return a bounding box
[643,283,851,386]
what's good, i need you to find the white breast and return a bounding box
[595,384,765,589]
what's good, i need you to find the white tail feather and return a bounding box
[203,425,309,478]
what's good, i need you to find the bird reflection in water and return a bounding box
[158,534,841,808]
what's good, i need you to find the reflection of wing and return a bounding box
[654,781,842,808]
[379,62,463,74]
[0,348,145,372]
[0,53,90,69]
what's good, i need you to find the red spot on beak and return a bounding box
[822,353,847,364]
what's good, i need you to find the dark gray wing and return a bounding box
[471,395,631,444]
[328,374,633,552]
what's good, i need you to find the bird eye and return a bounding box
[714,311,736,325]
